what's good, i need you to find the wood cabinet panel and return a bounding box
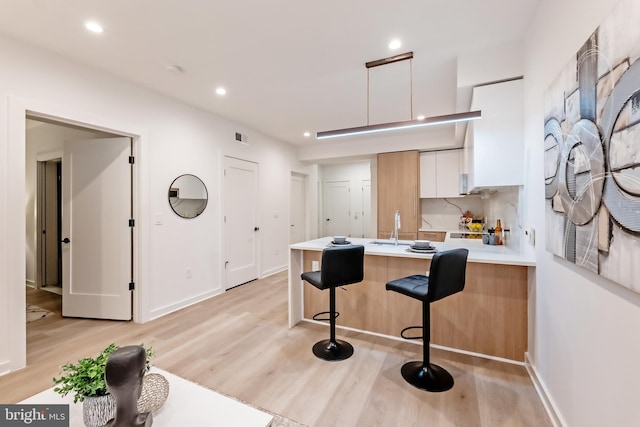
[418,231,446,242]
[377,151,419,238]
[376,231,417,241]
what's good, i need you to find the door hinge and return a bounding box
[129,282,135,290]
[129,219,135,227]
[129,156,135,164]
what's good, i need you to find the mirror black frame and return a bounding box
[168,174,208,219]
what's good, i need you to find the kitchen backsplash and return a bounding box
[420,197,485,230]
[421,187,521,237]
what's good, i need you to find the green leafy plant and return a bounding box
[53,343,154,403]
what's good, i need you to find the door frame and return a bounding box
[4,97,150,373]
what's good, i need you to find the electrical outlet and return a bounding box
[312,261,319,271]
[186,268,192,279]
[525,228,536,246]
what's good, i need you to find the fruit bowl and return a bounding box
[468,223,484,232]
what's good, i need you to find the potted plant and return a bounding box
[53,343,154,427]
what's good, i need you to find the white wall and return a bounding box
[0,34,304,374]
[524,0,640,425]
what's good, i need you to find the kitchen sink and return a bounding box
[369,240,412,246]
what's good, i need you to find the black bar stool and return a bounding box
[385,248,469,391]
[301,245,365,361]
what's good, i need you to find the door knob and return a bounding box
[61,237,71,244]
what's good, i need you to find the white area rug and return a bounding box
[26,304,54,323]
[20,368,305,426]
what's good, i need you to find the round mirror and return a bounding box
[168,174,208,219]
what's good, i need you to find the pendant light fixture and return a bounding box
[316,52,481,140]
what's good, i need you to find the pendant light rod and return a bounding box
[316,110,482,140]
[366,52,415,126]
[365,51,414,68]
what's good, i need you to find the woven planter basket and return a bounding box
[82,373,169,426]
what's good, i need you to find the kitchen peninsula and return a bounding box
[289,237,535,362]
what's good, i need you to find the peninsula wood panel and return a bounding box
[302,251,528,361]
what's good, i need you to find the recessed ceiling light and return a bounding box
[389,39,402,50]
[215,87,226,96]
[85,21,104,33]
[303,132,310,137]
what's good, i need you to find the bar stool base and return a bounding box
[401,361,454,392]
[312,339,354,361]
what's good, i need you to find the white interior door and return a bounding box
[289,174,306,244]
[62,137,132,320]
[224,157,259,289]
[323,181,350,237]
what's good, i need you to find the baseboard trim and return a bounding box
[261,265,287,278]
[525,352,564,427]
[148,289,223,322]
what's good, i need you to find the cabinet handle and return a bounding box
[413,186,417,218]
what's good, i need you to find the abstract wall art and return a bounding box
[544,0,640,293]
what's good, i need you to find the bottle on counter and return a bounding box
[495,219,503,245]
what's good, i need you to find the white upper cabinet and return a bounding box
[420,149,462,198]
[463,78,524,190]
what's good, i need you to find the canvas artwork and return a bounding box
[544,0,640,293]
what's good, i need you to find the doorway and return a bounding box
[37,158,62,294]
[27,118,134,321]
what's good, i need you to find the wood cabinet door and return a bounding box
[377,151,418,237]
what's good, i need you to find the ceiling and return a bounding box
[0,1,539,147]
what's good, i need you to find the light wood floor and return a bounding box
[4,272,551,426]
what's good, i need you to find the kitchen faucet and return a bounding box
[391,209,401,245]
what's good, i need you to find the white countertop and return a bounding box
[290,236,535,267]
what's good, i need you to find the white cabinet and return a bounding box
[420,149,462,198]
[463,78,523,190]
